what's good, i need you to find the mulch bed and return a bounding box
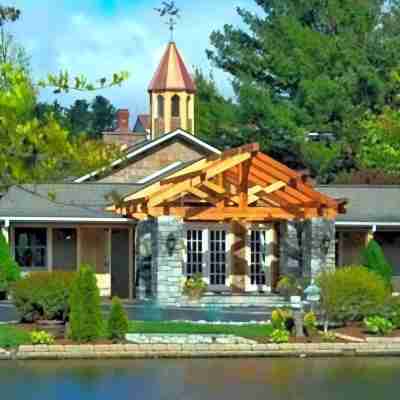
[334,322,400,340]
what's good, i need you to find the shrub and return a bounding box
[108,297,129,342]
[304,311,318,336]
[318,266,390,323]
[69,265,103,343]
[321,331,336,343]
[270,329,290,344]
[361,240,393,288]
[11,271,76,322]
[0,231,20,293]
[30,330,55,345]
[271,308,293,330]
[364,316,394,336]
[375,296,400,328]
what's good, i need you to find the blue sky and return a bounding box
[7,0,260,120]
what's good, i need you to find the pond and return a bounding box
[1,358,399,400]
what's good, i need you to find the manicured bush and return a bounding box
[364,316,394,336]
[108,297,129,342]
[270,329,290,343]
[0,231,20,294]
[304,311,318,336]
[361,239,393,288]
[318,266,390,323]
[11,271,76,322]
[271,308,293,331]
[69,265,103,343]
[30,330,55,345]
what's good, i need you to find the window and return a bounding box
[250,230,267,286]
[157,95,164,118]
[186,229,203,276]
[171,95,180,117]
[15,228,47,268]
[185,226,229,289]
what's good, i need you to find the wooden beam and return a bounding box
[185,186,210,200]
[202,180,226,195]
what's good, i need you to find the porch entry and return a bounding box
[184,224,273,292]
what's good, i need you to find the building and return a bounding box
[2,40,379,307]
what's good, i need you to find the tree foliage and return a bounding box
[0,64,121,186]
[207,0,400,167]
[108,296,129,342]
[0,230,20,293]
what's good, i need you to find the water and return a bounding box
[1,358,399,399]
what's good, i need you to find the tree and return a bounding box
[0,230,20,294]
[0,28,30,72]
[357,107,400,174]
[91,96,116,139]
[207,0,400,166]
[108,296,129,342]
[194,69,238,148]
[0,64,121,186]
[66,99,91,136]
[69,265,103,342]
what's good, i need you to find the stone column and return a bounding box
[303,218,336,279]
[154,216,184,305]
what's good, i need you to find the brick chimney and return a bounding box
[116,109,130,132]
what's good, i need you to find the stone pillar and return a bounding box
[279,221,305,278]
[303,218,336,279]
[154,216,184,305]
[231,220,247,292]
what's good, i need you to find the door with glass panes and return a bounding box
[247,228,270,292]
[185,226,230,291]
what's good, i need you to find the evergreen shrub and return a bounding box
[11,271,75,321]
[361,239,393,288]
[69,265,103,342]
[108,296,129,342]
[0,231,20,294]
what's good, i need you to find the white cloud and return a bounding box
[8,0,260,119]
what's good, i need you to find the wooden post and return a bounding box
[231,219,248,293]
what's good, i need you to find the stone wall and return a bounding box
[100,140,208,183]
[280,218,336,280]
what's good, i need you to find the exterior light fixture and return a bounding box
[166,233,177,256]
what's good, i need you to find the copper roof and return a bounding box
[148,42,196,93]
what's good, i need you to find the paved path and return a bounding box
[0,301,270,323]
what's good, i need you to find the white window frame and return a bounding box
[245,224,274,293]
[184,223,232,291]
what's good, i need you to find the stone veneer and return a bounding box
[280,218,336,279]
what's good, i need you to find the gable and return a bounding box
[75,130,221,184]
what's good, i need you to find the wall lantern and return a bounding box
[166,233,177,256]
[321,234,331,254]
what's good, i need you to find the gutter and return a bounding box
[0,217,134,224]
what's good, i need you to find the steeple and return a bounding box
[148,42,196,139]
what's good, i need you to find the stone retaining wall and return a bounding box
[0,343,399,360]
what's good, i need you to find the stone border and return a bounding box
[0,342,398,360]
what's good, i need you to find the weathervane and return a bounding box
[155,1,181,42]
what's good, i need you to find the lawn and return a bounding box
[128,321,273,339]
[0,325,31,349]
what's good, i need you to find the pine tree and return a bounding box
[69,265,103,342]
[108,297,129,342]
[361,239,393,288]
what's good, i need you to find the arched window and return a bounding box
[157,95,164,118]
[171,95,180,117]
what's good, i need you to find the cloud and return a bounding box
[8,0,259,119]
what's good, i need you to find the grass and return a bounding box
[128,321,273,339]
[0,325,31,349]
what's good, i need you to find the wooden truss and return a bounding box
[112,143,346,222]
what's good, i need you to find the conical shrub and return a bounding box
[69,265,103,342]
[108,296,129,342]
[0,231,20,293]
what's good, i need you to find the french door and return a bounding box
[185,226,230,290]
[248,228,270,292]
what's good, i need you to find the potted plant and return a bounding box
[277,275,303,304]
[182,273,207,301]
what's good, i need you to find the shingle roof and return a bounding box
[318,185,400,223]
[0,184,143,219]
[148,42,196,93]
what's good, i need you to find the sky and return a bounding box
[7,0,260,120]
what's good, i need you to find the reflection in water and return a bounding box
[1,358,399,400]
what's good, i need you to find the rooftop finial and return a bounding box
[155,1,181,42]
